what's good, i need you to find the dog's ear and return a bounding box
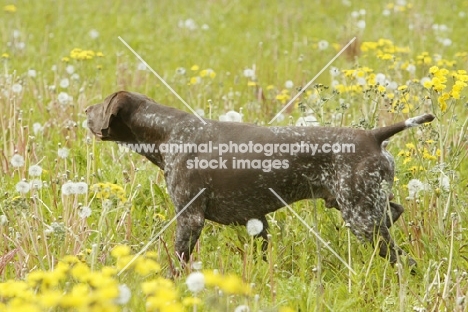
[101,92,125,131]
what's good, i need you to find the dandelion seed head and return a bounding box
[11,83,23,93]
[78,206,92,218]
[33,122,44,135]
[58,92,71,105]
[284,80,294,89]
[0,215,8,226]
[58,147,70,158]
[115,284,131,305]
[246,218,263,236]
[11,154,25,167]
[74,182,88,194]
[28,69,37,78]
[407,179,427,200]
[59,78,69,88]
[30,179,43,190]
[61,181,75,195]
[89,29,100,39]
[234,305,250,312]
[28,165,43,176]
[16,181,31,194]
[137,62,147,71]
[356,20,366,29]
[317,40,329,50]
[66,65,74,74]
[186,271,205,293]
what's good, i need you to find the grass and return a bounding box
[1,0,468,310]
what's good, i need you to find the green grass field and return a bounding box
[1,0,467,311]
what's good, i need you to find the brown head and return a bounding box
[85,91,144,142]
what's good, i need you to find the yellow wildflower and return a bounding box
[3,4,17,12]
[111,245,131,258]
[182,297,202,306]
[190,65,199,71]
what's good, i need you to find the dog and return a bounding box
[86,91,434,267]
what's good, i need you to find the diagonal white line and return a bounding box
[117,188,206,276]
[118,36,207,125]
[268,188,356,275]
[268,37,357,124]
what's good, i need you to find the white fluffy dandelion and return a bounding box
[78,206,92,218]
[356,20,366,29]
[234,305,250,312]
[30,179,43,190]
[406,179,427,200]
[219,110,242,122]
[406,64,416,74]
[16,181,31,194]
[11,83,23,93]
[58,92,71,105]
[58,147,70,159]
[243,68,255,78]
[74,182,88,194]
[89,29,100,39]
[114,284,131,305]
[317,40,329,50]
[33,122,44,135]
[186,271,205,293]
[61,181,75,195]
[284,80,294,89]
[28,69,37,78]
[246,218,263,236]
[0,215,8,226]
[66,65,75,74]
[28,164,43,176]
[59,78,70,88]
[440,176,450,191]
[11,154,25,167]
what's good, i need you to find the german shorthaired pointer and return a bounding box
[86,91,434,267]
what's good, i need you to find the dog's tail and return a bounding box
[371,114,435,145]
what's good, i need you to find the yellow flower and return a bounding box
[190,76,201,85]
[111,245,131,258]
[429,66,439,74]
[3,4,17,12]
[96,51,104,57]
[378,53,393,60]
[423,80,432,89]
[266,85,275,90]
[190,65,199,71]
[182,297,202,306]
[377,85,386,93]
[405,143,416,150]
[279,307,296,312]
[422,148,437,160]
[39,290,63,308]
[218,274,251,295]
[71,262,91,281]
[1,53,9,58]
[247,81,257,86]
[397,85,408,91]
[134,258,161,275]
[199,69,216,78]
[61,56,70,62]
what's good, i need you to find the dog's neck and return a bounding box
[122,101,199,169]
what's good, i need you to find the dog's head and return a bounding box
[85,91,141,142]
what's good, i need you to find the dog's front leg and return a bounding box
[174,208,205,262]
